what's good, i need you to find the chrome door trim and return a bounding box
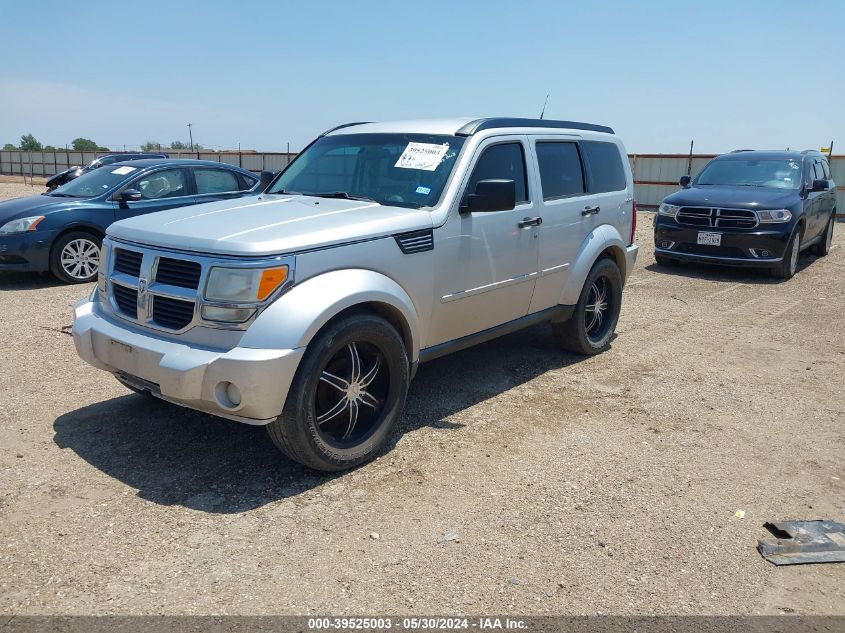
[440,271,539,303]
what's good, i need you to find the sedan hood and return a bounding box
[0,194,72,225]
[107,194,433,256]
[664,185,799,210]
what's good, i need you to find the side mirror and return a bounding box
[119,189,142,202]
[259,170,275,191]
[811,178,828,193]
[679,175,691,188]
[462,179,516,213]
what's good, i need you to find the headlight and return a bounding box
[756,208,792,223]
[0,216,45,234]
[204,265,289,303]
[658,203,680,219]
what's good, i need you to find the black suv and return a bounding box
[654,150,836,278]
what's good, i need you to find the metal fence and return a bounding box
[2,149,843,218]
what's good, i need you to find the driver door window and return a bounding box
[135,169,188,199]
[464,142,529,204]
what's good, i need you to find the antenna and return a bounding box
[539,94,550,120]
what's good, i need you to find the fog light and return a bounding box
[660,241,675,249]
[215,381,242,408]
[201,305,255,323]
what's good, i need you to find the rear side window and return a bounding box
[466,142,528,203]
[582,141,626,193]
[195,168,239,194]
[536,142,585,199]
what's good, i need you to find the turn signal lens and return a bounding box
[257,266,288,300]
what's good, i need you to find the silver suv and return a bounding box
[72,118,639,471]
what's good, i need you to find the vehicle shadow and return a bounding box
[53,322,588,514]
[643,255,817,284]
[0,271,66,290]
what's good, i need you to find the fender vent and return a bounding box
[395,229,434,254]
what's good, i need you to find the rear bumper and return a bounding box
[624,244,638,281]
[72,296,304,424]
[654,219,791,267]
[0,230,56,272]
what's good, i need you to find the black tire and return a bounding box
[773,227,801,279]
[551,257,623,355]
[49,230,102,284]
[266,313,409,472]
[811,215,834,257]
[655,254,679,267]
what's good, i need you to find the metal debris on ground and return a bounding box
[438,530,459,543]
[757,520,845,565]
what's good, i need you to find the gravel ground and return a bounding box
[0,180,843,615]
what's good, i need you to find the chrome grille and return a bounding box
[155,257,201,289]
[152,296,195,329]
[113,248,143,277]
[112,284,138,319]
[676,207,758,229]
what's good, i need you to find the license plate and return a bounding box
[697,231,722,246]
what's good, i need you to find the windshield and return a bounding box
[695,158,801,189]
[49,164,139,198]
[268,133,466,208]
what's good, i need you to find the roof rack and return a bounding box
[456,117,614,136]
[320,121,373,136]
[730,149,755,153]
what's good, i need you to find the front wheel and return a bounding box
[551,257,623,355]
[266,313,409,471]
[773,228,800,279]
[49,231,102,284]
[811,215,834,257]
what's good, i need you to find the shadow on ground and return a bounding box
[0,271,67,290]
[54,323,586,514]
[643,254,818,284]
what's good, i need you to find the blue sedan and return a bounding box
[0,159,260,283]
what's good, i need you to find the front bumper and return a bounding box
[72,296,305,424]
[0,229,57,272]
[654,220,791,267]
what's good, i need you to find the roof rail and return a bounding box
[320,121,373,136]
[730,149,755,153]
[456,117,614,136]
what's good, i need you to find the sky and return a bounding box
[1,0,843,154]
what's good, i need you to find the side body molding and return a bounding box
[238,268,421,361]
[559,224,629,305]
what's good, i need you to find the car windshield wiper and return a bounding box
[307,191,378,203]
[47,192,79,197]
[270,189,300,195]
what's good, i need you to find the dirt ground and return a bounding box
[0,180,843,616]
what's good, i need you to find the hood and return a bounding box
[664,185,799,210]
[0,194,73,225]
[107,194,433,256]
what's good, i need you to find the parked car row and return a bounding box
[0,119,837,471]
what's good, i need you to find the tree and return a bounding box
[141,141,162,152]
[72,138,100,151]
[169,141,188,150]
[2,143,16,150]
[43,145,57,152]
[19,134,42,150]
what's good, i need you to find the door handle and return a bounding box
[518,216,543,228]
[582,205,600,216]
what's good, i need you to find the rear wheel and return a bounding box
[49,231,101,284]
[266,313,409,471]
[811,215,834,257]
[552,257,622,355]
[773,228,800,279]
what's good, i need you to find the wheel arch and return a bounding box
[238,269,421,362]
[560,224,628,305]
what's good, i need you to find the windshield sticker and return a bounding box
[111,166,136,175]
[395,142,450,171]
[415,186,432,195]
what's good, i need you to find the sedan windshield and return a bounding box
[696,158,801,189]
[268,133,466,208]
[49,164,139,198]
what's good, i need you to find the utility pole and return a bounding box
[187,123,193,152]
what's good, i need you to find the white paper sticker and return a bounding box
[111,166,136,175]
[415,186,432,195]
[395,143,449,171]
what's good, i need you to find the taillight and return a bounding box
[629,200,637,245]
